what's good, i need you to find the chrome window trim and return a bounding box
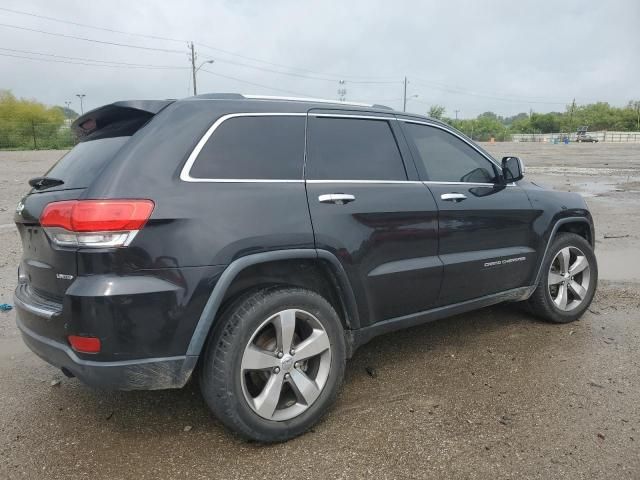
[180,112,307,183]
[307,179,422,184]
[180,112,516,186]
[424,181,495,187]
[423,180,516,187]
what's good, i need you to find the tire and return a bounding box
[527,233,598,323]
[199,286,346,442]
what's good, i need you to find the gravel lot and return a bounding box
[1,143,639,479]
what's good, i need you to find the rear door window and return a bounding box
[306,116,407,181]
[189,115,306,180]
[42,137,129,191]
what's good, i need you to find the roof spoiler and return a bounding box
[71,100,175,141]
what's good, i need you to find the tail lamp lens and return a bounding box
[40,199,154,247]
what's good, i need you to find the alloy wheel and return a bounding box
[240,309,332,421]
[548,246,591,311]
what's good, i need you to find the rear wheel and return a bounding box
[527,233,597,323]
[199,286,346,442]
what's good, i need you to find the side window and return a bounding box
[306,116,407,181]
[403,123,498,183]
[190,116,305,180]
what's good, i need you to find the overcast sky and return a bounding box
[0,0,638,118]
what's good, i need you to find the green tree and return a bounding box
[626,101,640,131]
[0,90,70,149]
[530,113,561,133]
[428,105,445,120]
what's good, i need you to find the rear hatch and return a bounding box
[15,100,172,302]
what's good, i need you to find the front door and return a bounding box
[305,111,441,327]
[400,120,537,305]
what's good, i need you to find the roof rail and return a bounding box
[242,94,388,109]
[192,93,393,111]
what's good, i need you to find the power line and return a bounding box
[0,14,596,107]
[210,57,399,84]
[199,68,312,97]
[0,47,188,69]
[0,6,187,43]
[196,42,398,81]
[0,23,184,54]
[411,78,569,105]
[0,5,397,80]
[0,7,399,81]
[0,51,188,70]
[0,20,400,85]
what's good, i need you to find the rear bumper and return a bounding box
[15,296,197,391]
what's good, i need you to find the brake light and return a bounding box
[68,335,101,354]
[40,199,154,247]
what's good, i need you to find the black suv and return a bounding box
[14,94,597,442]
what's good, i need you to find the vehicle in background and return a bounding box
[576,133,599,143]
[576,125,599,143]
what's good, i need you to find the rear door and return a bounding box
[400,120,537,305]
[305,111,441,327]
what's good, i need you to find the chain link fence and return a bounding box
[0,121,76,150]
[512,131,640,143]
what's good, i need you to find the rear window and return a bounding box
[306,117,407,181]
[42,137,129,190]
[190,116,306,180]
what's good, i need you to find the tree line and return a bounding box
[2,89,640,149]
[428,101,640,141]
[0,90,78,149]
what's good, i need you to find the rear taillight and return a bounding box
[40,199,154,248]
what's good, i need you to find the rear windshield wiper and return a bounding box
[28,176,65,191]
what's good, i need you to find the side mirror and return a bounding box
[501,156,525,183]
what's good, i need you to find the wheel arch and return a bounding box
[532,216,594,287]
[185,249,359,358]
[556,219,593,246]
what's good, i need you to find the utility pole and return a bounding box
[569,98,576,134]
[76,94,86,115]
[454,109,459,121]
[337,80,347,102]
[190,42,198,96]
[403,76,407,112]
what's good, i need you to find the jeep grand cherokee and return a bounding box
[14,94,597,442]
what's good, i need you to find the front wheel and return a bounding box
[199,286,346,442]
[527,233,598,323]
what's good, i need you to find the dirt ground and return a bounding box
[0,143,638,479]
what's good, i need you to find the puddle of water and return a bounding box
[576,182,622,198]
[597,248,640,282]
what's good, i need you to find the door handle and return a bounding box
[440,193,467,202]
[318,193,356,205]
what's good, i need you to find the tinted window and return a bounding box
[404,123,498,183]
[191,116,305,179]
[306,117,407,180]
[44,137,129,190]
